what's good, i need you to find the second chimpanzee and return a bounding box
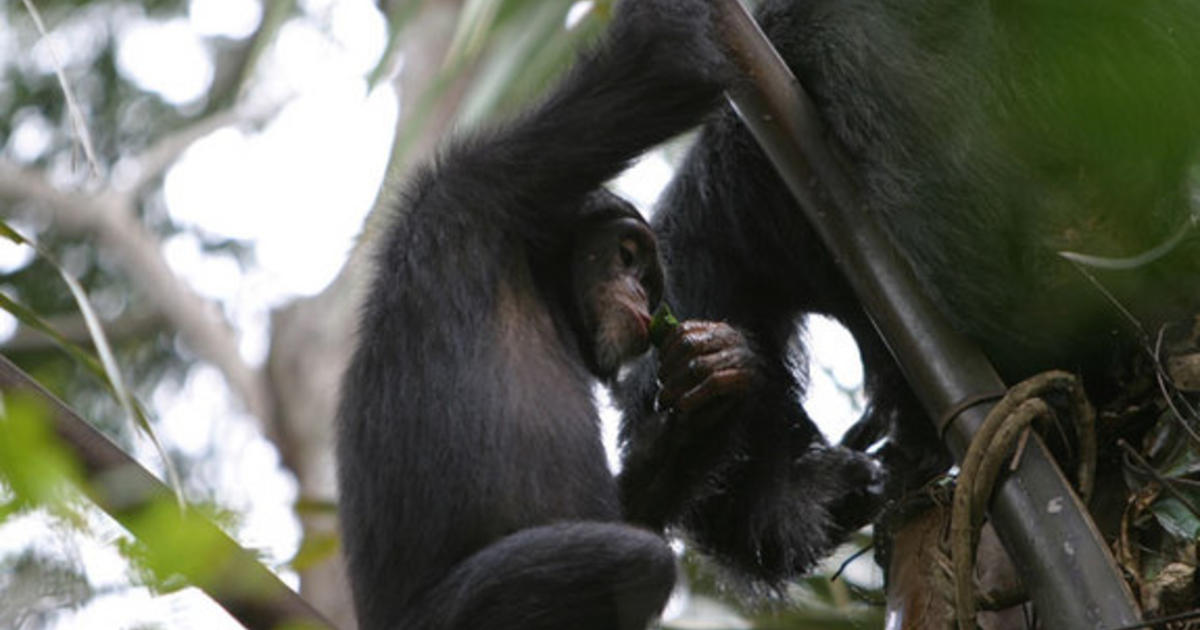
[336,1,884,629]
[617,0,1200,537]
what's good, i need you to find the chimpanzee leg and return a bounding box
[407,522,676,630]
[837,304,950,498]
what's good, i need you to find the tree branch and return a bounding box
[0,159,276,438]
[1,310,164,352]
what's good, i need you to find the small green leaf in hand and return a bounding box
[648,303,680,348]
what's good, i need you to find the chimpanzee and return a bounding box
[336,1,883,629]
[616,0,1200,543]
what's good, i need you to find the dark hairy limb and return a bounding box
[337,2,738,629]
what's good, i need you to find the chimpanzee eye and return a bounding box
[619,239,638,268]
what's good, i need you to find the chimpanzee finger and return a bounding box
[657,321,718,367]
[659,348,734,404]
[658,347,753,409]
[658,321,743,379]
[675,368,759,415]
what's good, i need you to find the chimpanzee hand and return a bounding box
[656,320,763,419]
[616,319,763,528]
[607,0,736,89]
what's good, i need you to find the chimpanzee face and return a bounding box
[571,216,664,378]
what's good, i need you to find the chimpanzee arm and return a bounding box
[614,113,884,583]
[418,1,733,250]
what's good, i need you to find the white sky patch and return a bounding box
[0,309,16,344]
[162,233,245,301]
[566,1,595,30]
[55,587,244,630]
[807,314,864,386]
[252,87,397,294]
[116,19,214,105]
[595,386,624,474]
[7,108,54,162]
[801,314,865,443]
[163,129,259,240]
[0,234,35,274]
[612,152,675,216]
[268,24,343,96]
[231,293,273,366]
[164,85,397,297]
[189,0,263,39]
[327,0,389,74]
[269,15,384,95]
[818,538,884,590]
[152,363,230,458]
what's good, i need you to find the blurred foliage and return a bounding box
[0,550,94,629]
[0,392,84,519]
[0,222,180,497]
[1,0,279,625]
[453,0,610,125]
[288,530,339,573]
[118,499,244,595]
[1,1,187,436]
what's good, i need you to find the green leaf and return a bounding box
[1143,409,1200,480]
[0,393,84,512]
[289,532,341,572]
[649,303,680,347]
[1151,496,1200,540]
[122,498,239,593]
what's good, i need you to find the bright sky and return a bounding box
[2,0,875,626]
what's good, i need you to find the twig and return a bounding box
[1061,258,1150,344]
[830,543,874,582]
[1153,324,1200,447]
[1117,438,1200,517]
[20,0,101,178]
[1112,607,1200,629]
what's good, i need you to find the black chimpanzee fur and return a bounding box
[617,0,1200,580]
